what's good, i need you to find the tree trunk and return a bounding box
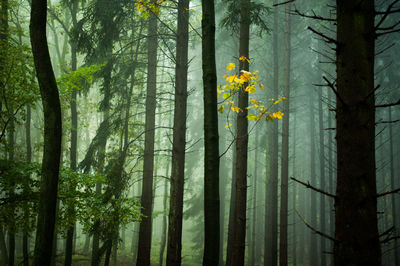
[136,4,158,264]
[309,77,317,266]
[226,0,250,264]
[65,2,79,265]
[30,0,62,264]
[335,1,380,265]
[201,0,220,263]
[291,113,297,266]
[264,1,279,264]
[279,5,291,266]
[250,129,259,266]
[318,69,326,266]
[23,105,31,266]
[166,0,189,264]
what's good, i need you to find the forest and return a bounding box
[0,0,400,265]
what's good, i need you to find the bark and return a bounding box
[327,89,334,263]
[279,5,290,266]
[65,2,79,265]
[388,107,399,265]
[249,129,259,266]
[335,1,380,265]
[264,1,279,264]
[309,78,317,266]
[166,0,189,265]
[226,0,250,264]
[201,0,220,263]
[318,70,326,266]
[291,114,297,266]
[30,0,63,264]
[136,4,158,264]
[23,105,31,266]
[159,161,170,266]
[0,229,7,264]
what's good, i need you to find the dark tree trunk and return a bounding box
[65,2,79,265]
[334,1,380,265]
[264,1,279,264]
[201,0,220,263]
[318,70,326,266]
[30,0,62,264]
[279,5,291,266]
[166,0,189,265]
[137,4,158,265]
[226,0,250,264]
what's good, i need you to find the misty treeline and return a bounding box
[0,0,400,265]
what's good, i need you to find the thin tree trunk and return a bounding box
[309,79,317,266]
[227,0,250,263]
[250,129,259,266]
[30,0,62,264]
[23,105,31,266]
[318,69,326,266]
[279,5,291,265]
[264,1,279,264]
[166,0,189,264]
[159,160,170,266]
[335,1,380,265]
[201,0,220,263]
[136,4,158,264]
[291,114,297,266]
[65,2,79,265]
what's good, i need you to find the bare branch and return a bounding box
[295,209,337,242]
[375,99,400,108]
[292,7,335,22]
[273,0,296,7]
[377,187,400,198]
[291,177,336,198]
[308,26,338,44]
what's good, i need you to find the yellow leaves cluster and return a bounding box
[135,0,165,18]
[217,59,285,126]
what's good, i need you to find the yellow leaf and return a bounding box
[271,111,284,119]
[259,83,265,90]
[225,123,232,128]
[240,71,251,82]
[218,105,225,114]
[231,106,242,113]
[226,74,237,83]
[226,63,235,71]
[239,56,250,63]
[244,85,256,94]
[273,97,286,105]
[247,114,257,120]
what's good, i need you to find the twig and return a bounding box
[295,209,337,242]
[377,187,400,198]
[308,26,338,44]
[291,177,336,198]
[375,99,400,108]
[273,0,296,7]
[322,76,345,105]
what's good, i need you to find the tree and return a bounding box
[264,1,279,265]
[30,0,62,264]
[279,4,291,265]
[201,0,220,263]
[166,0,189,264]
[137,1,158,264]
[334,1,380,264]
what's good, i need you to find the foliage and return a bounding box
[217,57,285,125]
[220,0,271,36]
[0,38,40,142]
[135,0,166,18]
[0,160,142,237]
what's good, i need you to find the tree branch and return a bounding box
[308,26,338,44]
[295,209,337,242]
[291,177,336,198]
[377,187,400,198]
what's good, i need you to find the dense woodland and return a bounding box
[0,0,400,265]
